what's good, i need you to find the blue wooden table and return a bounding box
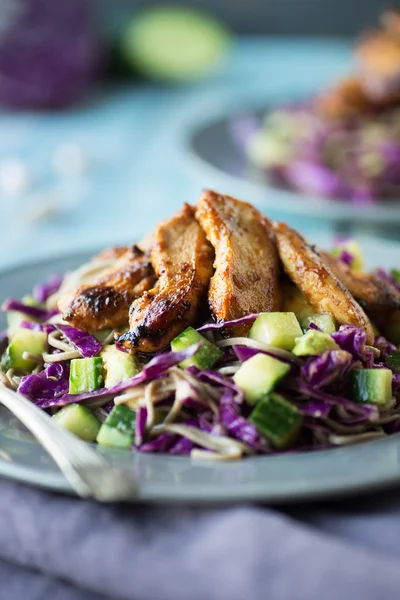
[0,37,352,271]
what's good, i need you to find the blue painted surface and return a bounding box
[0,37,352,271]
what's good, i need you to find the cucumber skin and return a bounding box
[96,405,136,449]
[249,312,303,351]
[97,425,133,450]
[2,329,47,371]
[171,326,223,370]
[233,353,290,405]
[69,357,103,395]
[105,405,136,434]
[350,369,392,405]
[301,314,337,335]
[101,345,139,388]
[249,393,303,449]
[52,404,101,442]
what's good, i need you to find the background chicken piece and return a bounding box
[117,204,214,353]
[314,77,374,120]
[58,246,156,331]
[320,250,400,312]
[356,10,400,101]
[195,190,280,336]
[274,221,375,344]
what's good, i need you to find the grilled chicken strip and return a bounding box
[58,246,156,331]
[315,77,374,120]
[356,10,400,100]
[320,250,400,312]
[117,204,214,353]
[274,222,375,344]
[195,190,280,336]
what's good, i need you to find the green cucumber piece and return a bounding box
[7,312,37,337]
[292,330,339,357]
[52,404,101,442]
[121,7,231,82]
[96,405,136,449]
[69,357,103,395]
[1,328,47,371]
[6,295,41,337]
[233,353,290,405]
[300,314,337,335]
[391,269,400,284]
[350,369,392,405]
[101,345,140,388]
[386,352,400,373]
[248,312,302,350]
[249,393,303,449]
[171,326,223,370]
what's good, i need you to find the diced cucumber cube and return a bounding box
[350,369,392,405]
[233,353,290,405]
[300,314,337,335]
[52,404,101,442]
[249,393,303,449]
[292,330,339,357]
[249,312,302,350]
[6,296,42,338]
[171,326,223,370]
[69,357,103,395]
[101,345,140,388]
[1,328,47,371]
[96,405,136,449]
[7,312,37,337]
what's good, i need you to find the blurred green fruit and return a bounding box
[120,6,232,82]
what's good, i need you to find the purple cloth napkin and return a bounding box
[1,477,400,600]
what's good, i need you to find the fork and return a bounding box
[0,384,138,501]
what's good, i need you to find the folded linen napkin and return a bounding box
[1,478,400,600]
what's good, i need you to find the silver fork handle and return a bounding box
[0,385,137,501]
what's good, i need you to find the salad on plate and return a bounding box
[237,10,400,204]
[1,190,400,460]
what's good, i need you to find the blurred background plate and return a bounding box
[186,106,400,235]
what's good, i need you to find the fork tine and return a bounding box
[0,384,137,501]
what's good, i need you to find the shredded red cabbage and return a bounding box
[135,405,147,447]
[18,362,69,401]
[233,345,300,366]
[20,321,43,332]
[239,103,400,203]
[35,343,201,408]
[219,390,271,452]
[332,325,375,367]
[55,324,102,358]
[2,299,51,321]
[33,275,63,303]
[197,313,259,333]
[301,350,354,389]
[140,432,178,453]
[196,369,245,403]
